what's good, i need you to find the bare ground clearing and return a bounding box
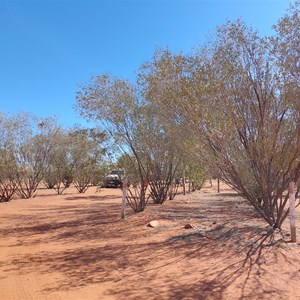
[0,182,300,300]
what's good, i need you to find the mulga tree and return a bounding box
[183,150,207,193]
[116,153,151,212]
[76,74,181,211]
[13,114,56,199]
[0,113,18,202]
[76,75,149,212]
[140,107,182,204]
[138,49,207,195]
[44,129,71,194]
[44,128,96,194]
[70,127,106,193]
[192,19,300,229]
[0,152,18,202]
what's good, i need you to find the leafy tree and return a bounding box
[194,19,300,228]
[44,127,106,194]
[139,11,300,229]
[0,113,57,199]
[144,112,182,204]
[70,128,105,193]
[76,74,181,212]
[44,129,70,194]
[139,49,207,195]
[0,114,18,202]
[12,114,56,198]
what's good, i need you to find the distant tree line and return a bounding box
[0,112,109,201]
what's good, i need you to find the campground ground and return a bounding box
[0,181,300,300]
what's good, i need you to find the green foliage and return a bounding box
[186,162,206,192]
[116,154,139,185]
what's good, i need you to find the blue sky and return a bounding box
[0,0,291,127]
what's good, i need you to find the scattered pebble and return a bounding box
[184,223,194,229]
[147,220,160,228]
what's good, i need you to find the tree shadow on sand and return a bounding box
[1,190,299,299]
[5,219,296,299]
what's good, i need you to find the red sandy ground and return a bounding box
[0,181,300,300]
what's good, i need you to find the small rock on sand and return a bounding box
[147,220,160,228]
[184,223,194,229]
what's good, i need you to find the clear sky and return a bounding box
[0,0,291,127]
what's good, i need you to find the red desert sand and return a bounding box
[0,181,300,300]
